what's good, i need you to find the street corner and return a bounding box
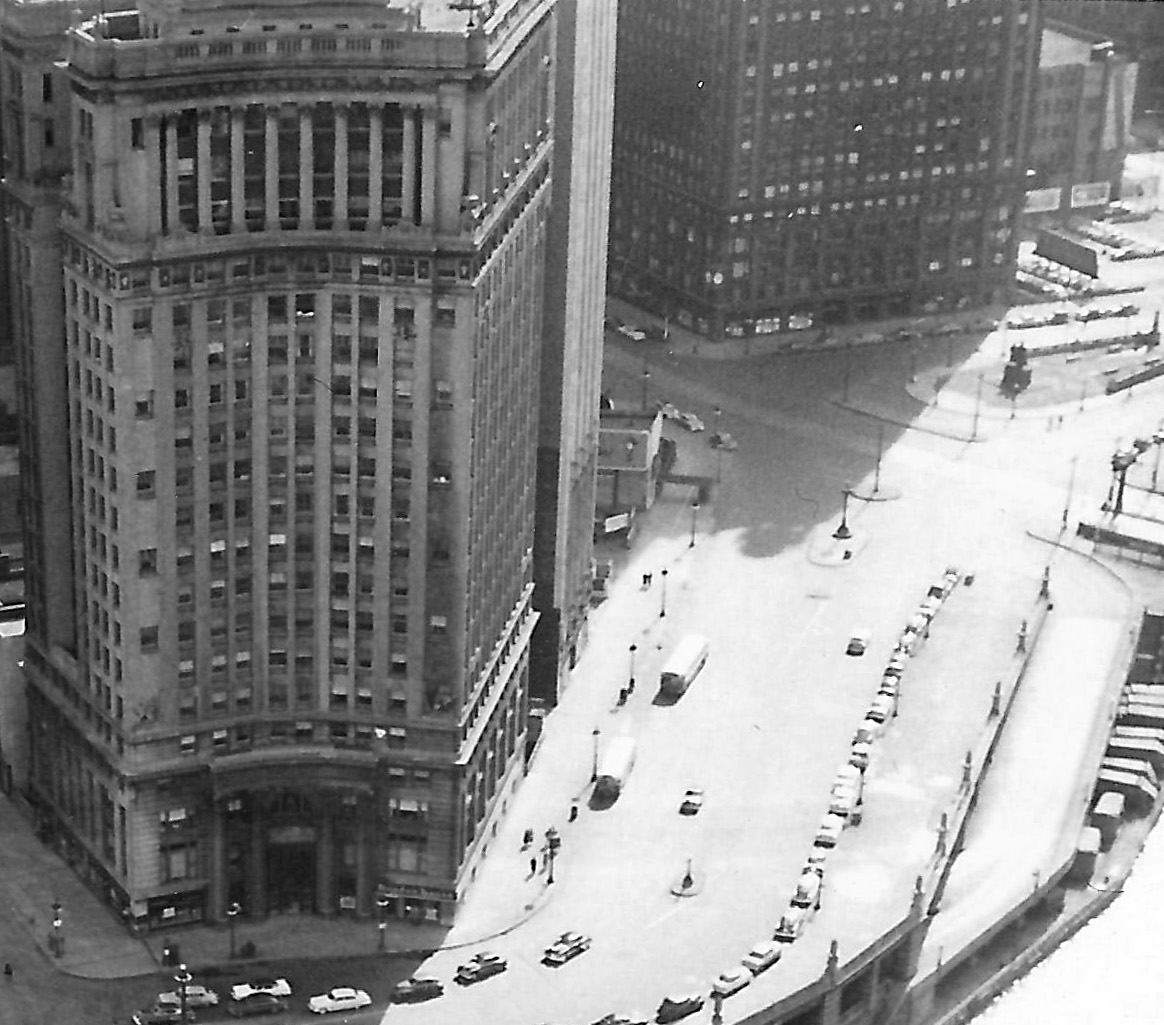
[807,523,870,566]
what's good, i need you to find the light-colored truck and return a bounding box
[659,634,710,698]
[594,737,637,800]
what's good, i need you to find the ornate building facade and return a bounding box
[3,0,559,930]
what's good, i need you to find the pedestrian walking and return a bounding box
[529,857,538,876]
[569,802,579,823]
[3,963,12,980]
[522,827,533,850]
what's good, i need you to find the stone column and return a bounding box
[420,105,437,227]
[334,102,349,229]
[355,816,369,914]
[299,103,314,230]
[230,107,245,233]
[196,109,212,234]
[264,105,279,230]
[317,809,334,914]
[144,113,163,236]
[208,801,225,921]
[401,105,416,225]
[248,808,266,917]
[368,104,383,230]
[164,114,179,235]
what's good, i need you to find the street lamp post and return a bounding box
[376,886,391,951]
[714,408,723,483]
[1063,455,1078,529]
[175,963,192,1021]
[832,485,852,541]
[971,373,984,441]
[1153,423,1163,491]
[628,644,637,693]
[659,568,669,618]
[51,900,63,958]
[873,424,884,496]
[591,728,600,782]
[545,827,561,885]
[225,901,241,960]
[641,359,650,412]
[689,499,699,547]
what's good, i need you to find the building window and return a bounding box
[140,626,159,651]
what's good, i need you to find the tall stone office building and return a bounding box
[609,0,1042,339]
[530,0,614,708]
[1,0,567,930]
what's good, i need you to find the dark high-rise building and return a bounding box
[531,0,616,708]
[609,0,1042,338]
[1,0,575,931]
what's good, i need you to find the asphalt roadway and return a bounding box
[380,311,1142,1022]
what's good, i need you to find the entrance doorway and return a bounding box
[267,827,317,914]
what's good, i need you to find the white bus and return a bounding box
[594,737,637,800]
[659,634,710,697]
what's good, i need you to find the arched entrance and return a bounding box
[265,792,317,914]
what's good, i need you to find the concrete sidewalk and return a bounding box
[0,793,156,979]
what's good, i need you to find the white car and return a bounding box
[814,813,846,849]
[617,324,647,342]
[677,412,705,432]
[773,903,813,942]
[307,987,372,1015]
[156,985,219,1009]
[712,965,752,997]
[230,978,292,1002]
[741,940,782,974]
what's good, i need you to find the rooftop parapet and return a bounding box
[62,0,547,82]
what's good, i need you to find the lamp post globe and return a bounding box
[225,901,242,960]
[375,886,391,951]
[175,963,192,1020]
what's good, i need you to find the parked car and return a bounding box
[712,966,752,998]
[391,976,444,1003]
[741,940,783,974]
[709,432,738,451]
[679,788,704,815]
[157,986,219,1010]
[814,813,846,849]
[849,741,872,771]
[657,401,680,420]
[455,951,509,985]
[133,1011,195,1025]
[774,903,813,942]
[226,994,287,1018]
[307,988,372,1014]
[791,866,824,908]
[867,693,897,723]
[656,993,705,1023]
[617,324,647,342]
[677,412,705,432]
[542,931,591,966]
[230,979,292,1002]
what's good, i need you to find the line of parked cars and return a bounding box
[131,976,381,1022]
